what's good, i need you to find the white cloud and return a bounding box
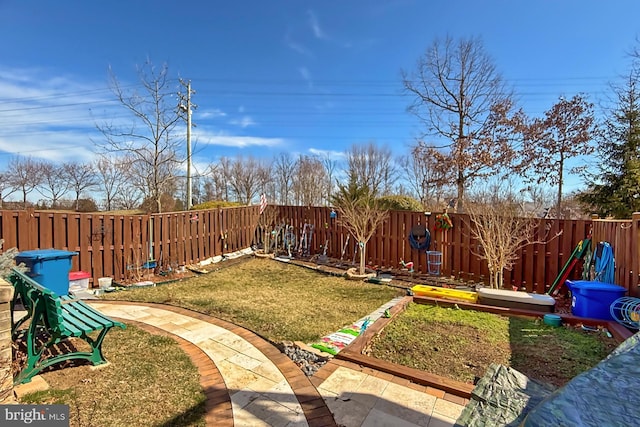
[308,148,347,159]
[196,129,284,148]
[0,133,97,163]
[198,108,226,119]
[284,30,314,57]
[299,67,313,89]
[0,67,117,166]
[230,116,256,128]
[299,66,311,81]
[307,10,327,40]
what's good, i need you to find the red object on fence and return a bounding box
[260,193,267,214]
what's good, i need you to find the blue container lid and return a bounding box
[565,280,625,291]
[16,249,78,260]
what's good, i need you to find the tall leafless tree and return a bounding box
[345,142,396,197]
[95,60,183,213]
[403,36,522,211]
[273,153,296,205]
[0,171,17,209]
[293,155,327,206]
[257,158,276,204]
[37,161,69,209]
[7,157,41,209]
[63,161,99,211]
[95,155,127,211]
[399,144,454,208]
[114,158,145,210]
[207,160,231,202]
[321,153,338,206]
[225,155,263,204]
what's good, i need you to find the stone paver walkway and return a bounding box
[90,301,465,427]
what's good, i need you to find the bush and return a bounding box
[140,194,180,213]
[190,200,244,210]
[376,195,423,211]
[75,198,99,212]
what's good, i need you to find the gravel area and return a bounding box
[278,341,330,376]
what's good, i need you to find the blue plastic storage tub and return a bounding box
[565,280,626,320]
[15,249,78,296]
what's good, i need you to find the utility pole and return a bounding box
[179,79,196,209]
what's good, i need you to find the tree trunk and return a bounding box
[557,152,564,215]
[457,172,465,213]
[359,243,366,275]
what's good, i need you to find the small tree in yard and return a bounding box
[257,205,279,254]
[465,195,559,289]
[333,180,389,275]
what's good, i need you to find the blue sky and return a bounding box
[1,0,640,194]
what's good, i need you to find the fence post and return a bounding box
[0,279,14,403]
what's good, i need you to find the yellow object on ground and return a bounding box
[411,285,478,303]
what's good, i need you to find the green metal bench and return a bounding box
[8,268,125,385]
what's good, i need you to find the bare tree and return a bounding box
[37,161,69,209]
[257,205,279,254]
[273,153,296,205]
[399,144,453,208]
[63,162,99,211]
[225,155,263,204]
[7,157,41,209]
[345,142,396,197]
[257,158,275,204]
[206,160,230,201]
[95,155,127,211]
[0,171,17,209]
[522,94,597,216]
[465,187,560,289]
[96,61,183,213]
[403,36,523,210]
[333,183,389,275]
[321,153,338,206]
[293,155,327,206]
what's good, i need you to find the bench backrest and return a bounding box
[9,268,66,334]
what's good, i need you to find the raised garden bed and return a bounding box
[336,295,630,398]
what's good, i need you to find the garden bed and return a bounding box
[335,295,630,397]
[364,302,618,387]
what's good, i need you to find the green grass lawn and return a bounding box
[366,303,618,386]
[105,257,405,342]
[20,325,206,426]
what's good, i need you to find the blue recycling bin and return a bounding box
[565,280,627,320]
[15,249,78,296]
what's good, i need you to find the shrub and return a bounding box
[191,200,244,210]
[376,195,423,211]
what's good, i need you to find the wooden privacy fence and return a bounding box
[275,206,594,295]
[592,213,640,298]
[0,207,260,284]
[1,206,638,297]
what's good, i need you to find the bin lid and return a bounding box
[16,249,78,260]
[69,271,91,280]
[565,280,626,291]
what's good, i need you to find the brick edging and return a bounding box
[98,300,337,427]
